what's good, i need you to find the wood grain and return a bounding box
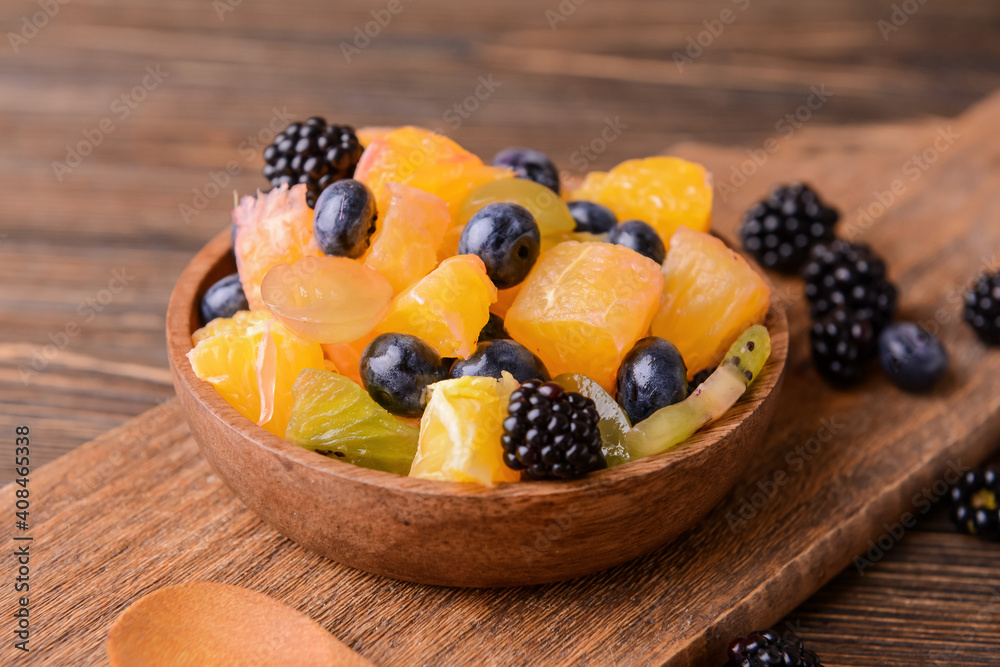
[1,91,999,667]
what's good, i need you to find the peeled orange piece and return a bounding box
[188,311,323,437]
[409,374,521,486]
[491,284,521,319]
[651,227,771,377]
[571,157,713,248]
[354,126,511,221]
[356,126,395,148]
[364,183,450,293]
[260,256,393,344]
[233,184,323,311]
[321,332,376,386]
[374,255,497,358]
[506,242,663,393]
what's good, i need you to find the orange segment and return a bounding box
[354,126,476,211]
[364,183,451,293]
[374,255,497,359]
[356,126,395,148]
[321,332,376,386]
[260,256,393,344]
[409,374,521,486]
[491,284,521,319]
[233,184,323,311]
[188,311,324,437]
[506,242,664,392]
[571,157,713,248]
[651,227,771,377]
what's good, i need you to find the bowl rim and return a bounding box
[167,227,789,501]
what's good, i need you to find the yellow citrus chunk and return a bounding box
[260,256,393,344]
[188,310,323,437]
[374,255,497,358]
[409,374,521,486]
[571,156,713,248]
[505,242,663,393]
[364,183,451,293]
[356,126,395,148]
[233,184,323,311]
[354,126,495,217]
[652,227,772,378]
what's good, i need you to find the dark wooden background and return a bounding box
[1,0,999,664]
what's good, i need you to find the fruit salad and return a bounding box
[188,120,774,486]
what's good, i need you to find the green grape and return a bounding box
[554,373,632,467]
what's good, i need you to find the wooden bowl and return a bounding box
[167,229,788,587]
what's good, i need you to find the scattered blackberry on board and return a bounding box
[262,117,363,208]
[803,240,898,332]
[964,271,1000,345]
[739,183,839,274]
[810,308,877,386]
[950,466,1000,541]
[501,381,606,480]
[727,629,823,667]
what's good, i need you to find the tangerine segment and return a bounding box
[490,284,521,319]
[286,368,419,475]
[409,374,521,486]
[374,255,497,359]
[408,162,512,222]
[354,126,479,210]
[188,311,323,437]
[652,227,772,377]
[233,184,323,311]
[571,157,713,248]
[260,256,393,344]
[356,126,395,148]
[506,242,664,393]
[321,332,376,386]
[364,183,451,293]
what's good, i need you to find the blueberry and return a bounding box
[478,312,509,342]
[878,322,948,392]
[450,339,550,384]
[491,147,561,194]
[617,337,688,424]
[360,333,449,417]
[567,200,617,234]
[200,273,248,325]
[313,179,377,258]
[458,202,540,289]
[607,220,666,264]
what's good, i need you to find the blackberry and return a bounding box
[501,381,606,480]
[950,466,1000,540]
[739,183,839,274]
[262,117,363,208]
[803,240,898,331]
[964,271,1000,345]
[810,308,877,386]
[727,629,823,667]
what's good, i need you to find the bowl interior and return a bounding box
[168,228,789,499]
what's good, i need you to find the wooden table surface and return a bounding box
[2,0,999,664]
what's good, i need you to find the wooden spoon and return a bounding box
[107,581,374,667]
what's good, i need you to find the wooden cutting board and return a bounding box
[2,92,1000,667]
